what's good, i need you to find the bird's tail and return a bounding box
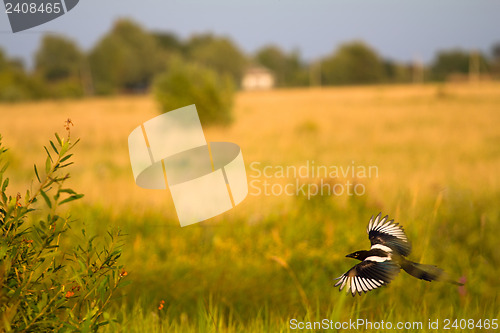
[400,259,463,285]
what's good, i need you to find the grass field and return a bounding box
[1,82,499,331]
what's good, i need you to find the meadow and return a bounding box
[0,82,499,332]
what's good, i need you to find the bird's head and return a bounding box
[346,251,360,259]
[346,251,365,260]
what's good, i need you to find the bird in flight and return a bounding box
[335,213,463,296]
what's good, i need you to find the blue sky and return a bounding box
[1,0,499,67]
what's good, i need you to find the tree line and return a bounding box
[0,18,499,102]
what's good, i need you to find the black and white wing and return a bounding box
[334,260,400,296]
[367,213,411,257]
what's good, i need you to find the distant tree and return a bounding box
[493,43,500,59]
[255,45,308,87]
[431,49,489,81]
[88,19,163,94]
[321,41,386,85]
[383,60,412,83]
[152,31,184,54]
[0,50,6,71]
[34,35,83,82]
[0,48,47,102]
[491,42,500,77]
[185,34,216,53]
[0,49,22,72]
[185,34,247,85]
[431,49,469,81]
[255,45,286,85]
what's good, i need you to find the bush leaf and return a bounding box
[40,190,51,208]
[60,194,84,205]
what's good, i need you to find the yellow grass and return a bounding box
[1,82,499,216]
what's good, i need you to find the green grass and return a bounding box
[1,83,499,331]
[67,186,499,332]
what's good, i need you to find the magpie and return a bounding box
[334,213,463,296]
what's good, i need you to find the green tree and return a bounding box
[88,19,163,94]
[431,49,469,81]
[186,34,247,85]
[34,35,87,98]
[0,50,6,71]
[0,48,48,102]
[154,57,235,125]
[35,35,83,82]
[321,41,386,85]
[490,42,500,77]
[383,60,412,83]
[255,45,309,87]
[431,49,489,81]
[152,31,184,54]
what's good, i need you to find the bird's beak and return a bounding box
[345,253,354,258]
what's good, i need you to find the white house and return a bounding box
[241,66,275,90]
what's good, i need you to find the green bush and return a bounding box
[153,58,235,125]
[0,69,48,102]
[321,41,386,85]
[0,130,128,331]
[50,79,85,99]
